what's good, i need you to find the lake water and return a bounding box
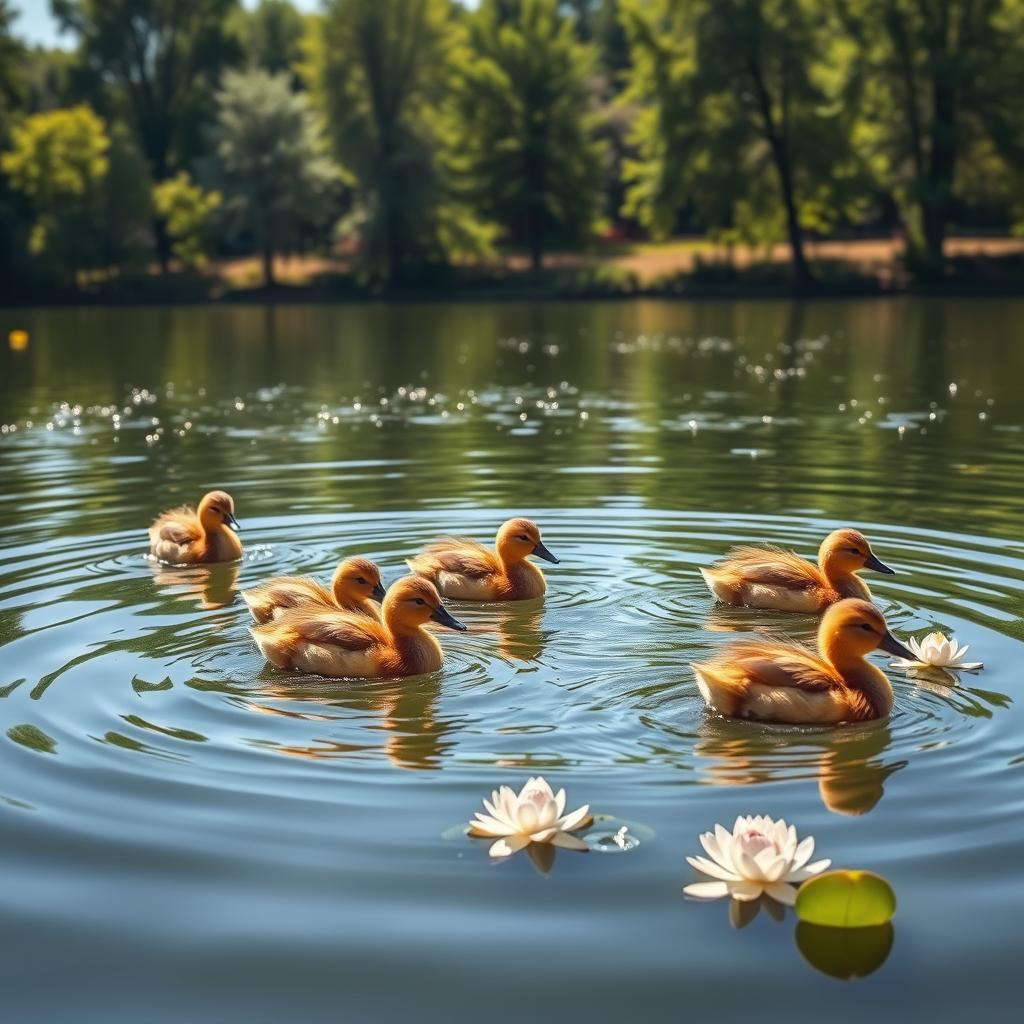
[0,300,1021,1023]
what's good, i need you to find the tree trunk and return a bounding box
[262,237,275,289]
[746,56,813,288]
[528,206,544,274]
[921,77,957,271]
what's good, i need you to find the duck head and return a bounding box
[819,598,914,665]
[383,576,466,633]
[819,528,893,577]
[333,557,387,604]
[496,518,559,565]
[198,491,240,532]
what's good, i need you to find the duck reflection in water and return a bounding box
[694,720,906,816]
[249,673,453,770]
[149,559,240,611]
[466,600,549,664]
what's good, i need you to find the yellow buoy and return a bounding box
[8,329,29,351]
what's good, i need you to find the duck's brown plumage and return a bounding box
[242,557,384,623]
[149,491,242,565]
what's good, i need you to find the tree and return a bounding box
[620,0,863,286]
[1,105,110,283]
[152,171,221,267]
[455,0,606,272]
[241,0,306,82]
[214,69,343,288]
[52,0,241,269]
[0,0,24,124]
[845,0,1024,271]
[306,0,492,284]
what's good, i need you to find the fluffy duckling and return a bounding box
[149,490,242,565]
[692,598,914,725]
[407,518,558,601]
[251,575,466,679]
[242,557,386,624]
[700,528,894,612]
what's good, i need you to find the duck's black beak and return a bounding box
[532,540,559,564]
[225,512,241,532]
[372,581,387,602]
[431,604,467,631]
[878,630,914,661]
[865,551,894,574]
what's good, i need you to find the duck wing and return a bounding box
[409,538,498,578]
[151,506,202,545]
[281,607,386,650]
[728,640,840,691]
[712,545,825,588]
[241,576,334,623]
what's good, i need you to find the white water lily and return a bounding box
[890,631,983,671]
[684,815,830,906]
[468,777,593,858]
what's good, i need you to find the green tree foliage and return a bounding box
[1,105,110,282]
[621,0,865,284]
[844,0,1024,270]
[214,69,343,288]
[455,0,607,271]
[307,0,493,284]
[53,0,242,267]
[0,0,24,125]
[241,0,306,82]
[152,171,221,268]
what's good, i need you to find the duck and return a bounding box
[241,557,386,624]
[149,490,242,565]
[406,518,558,601]
[250,575,466,679]
[699,528,894,612]
[692,598,914,725]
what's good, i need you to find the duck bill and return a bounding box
[532,540,559,564]
[431,605,467,631]
[864,551,894,574]
[371,582,387,602]
[225,513,241,532]
[878,630,915,661]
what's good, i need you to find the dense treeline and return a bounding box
[1,0,1023,296]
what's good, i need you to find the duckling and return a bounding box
[700,528,894,612]
[692,598,914,725]
[149,490,242,565]
[250,575,466,679]
[242,557,386,624]
[407,518,558,601]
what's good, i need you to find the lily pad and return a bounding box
[795,870,896,927]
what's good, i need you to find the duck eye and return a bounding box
[848,548,863,556]
[414,598,425,606]
[860,623,875,632]
[356,577,366,585]
[518,535,530,542]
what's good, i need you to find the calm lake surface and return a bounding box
[1,300,1022,1023]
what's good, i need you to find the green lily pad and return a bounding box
[795,870,896,927]
[796,922,894,979]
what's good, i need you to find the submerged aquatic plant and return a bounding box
[468,777,592,858]
[684,815,830,905]
[890,631,983,672]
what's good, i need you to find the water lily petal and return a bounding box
[686,855,740,882]
[713,824,736,871]
[955,661,984,671]
[469,814,512,837]
[787,858,832,881]
[518,801,539,832]
[557,804,591,833]
[764,881,798,906]
[550,831,588,851]
[734,846,765,882]
[553,788,567,818]
[489,833,531,858]
[699,830,727,867]
[790,834,815,871]
[726,880,765,902]
[683,880,730,900]
[530,827,558,843]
